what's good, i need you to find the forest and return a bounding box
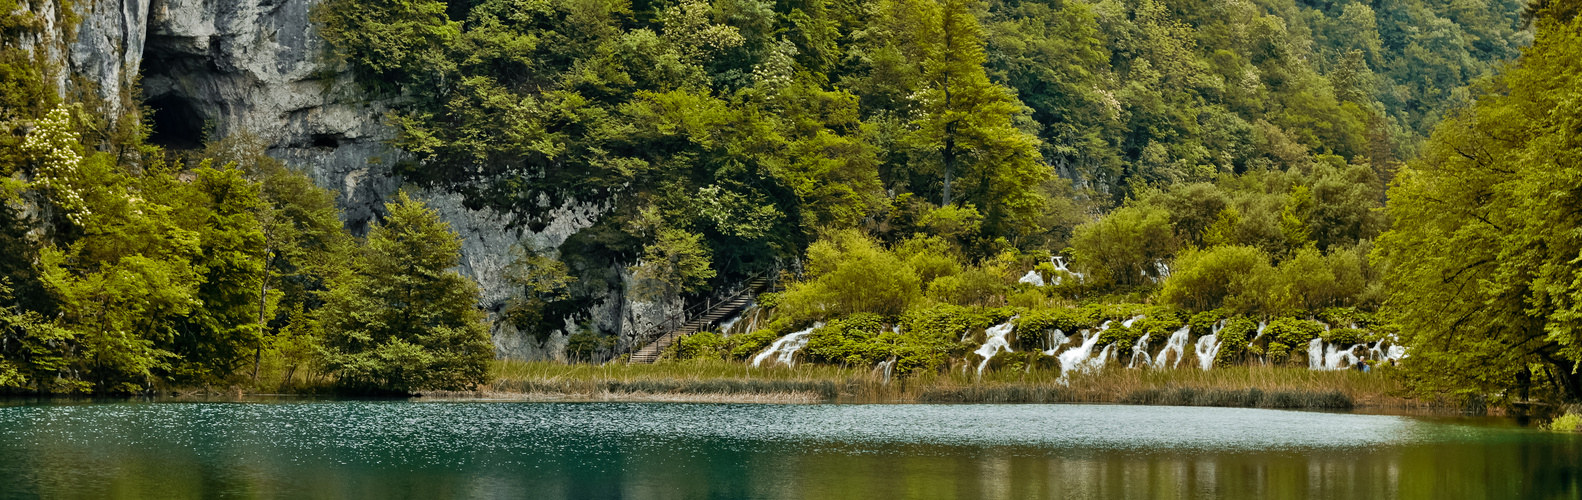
[3,0,1580,404]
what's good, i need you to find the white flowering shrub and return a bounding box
[20,106,89,225]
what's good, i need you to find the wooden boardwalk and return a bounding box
[628,277,770,364]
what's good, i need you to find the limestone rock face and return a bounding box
[52,0,684,360]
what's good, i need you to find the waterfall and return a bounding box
[1123,315,1144,328]
[1017,270,1045,287]
[1194,334,1222,371]
[974,320,1017,377]
[1056,325,1107,383]
[1149,259,1172,283]
[875,358,896,383]
[1051,256,1085,285]
[1152,326,1191,369]
[719,313,744,335]
[1307,338,1325,370]
[1084,343,1115,372]
[1386,344,1407,362]
[743,309,761,334]
[750,323,822,368]
[1251,321,1268,365]
[1042,329,1070,353]
[1320,344,1367,370]
[1127,333,1153,368]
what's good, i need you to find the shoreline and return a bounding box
[3,360,1513,416]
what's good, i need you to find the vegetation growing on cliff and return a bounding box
[5,0,1581,412]
[313,0,1527,348]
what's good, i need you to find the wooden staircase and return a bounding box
[628,277,770,364]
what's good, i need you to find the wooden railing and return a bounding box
[616,270,770,359]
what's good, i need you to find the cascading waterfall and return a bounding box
[1193,321,1223,371]
[1127,333,1153,368]
[1042,329,1070,353]
[1153,326,1191,369]
[1321,344,1366,370]
[1055,323,1108,384]
[743,309,762,334]
[1051,256,1084,286]
[1084,343,1115,372]
[1386,344,1407,362]
[1021,256,1086,287]
[1017,270,1045,286]
[875,358,896,383]
[974,320,1017,377]
[750,323,822,368]
[1251,321,1268,365]
[1305,335,1408,371]
[1146,259,1172,283]
[719,313,744,335]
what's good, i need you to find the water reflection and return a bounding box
[0,402,1576,499]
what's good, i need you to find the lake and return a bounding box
[0,400,1577,499]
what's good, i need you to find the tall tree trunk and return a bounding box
[252,277,267,382]
[252,248,274,382]
[940,9,956,208]
[943,122,955,206]
[1554,358,1582,402]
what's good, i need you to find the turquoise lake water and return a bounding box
[0,401,1577,499]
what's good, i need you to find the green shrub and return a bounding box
[755,292,780,310]
[776,229,921,322]
[1265,317,1323,364]
[926,266,1006,307]
[1547,413,1582,432]
[804,313,889,365]
[1098,323,1143,357]
[1158,245,1273,312]
[1215,317,1258,363]
[670,331,727,361]
[1016,307,1102,344]
[1321,328,1366,346]
[321,192,492,394]
[1189,309,1231,336]
[1070,205,1177,287]
[894,235,962,289]
[728,328,780,359]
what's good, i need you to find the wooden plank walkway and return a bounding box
[628,277,769,364]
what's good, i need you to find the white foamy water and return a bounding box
[1017,270,1044,286]
[1153,325,1191,369]
[974,320,1017,376]
[751,324,821,368]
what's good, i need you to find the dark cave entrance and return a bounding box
[145,95,205,150]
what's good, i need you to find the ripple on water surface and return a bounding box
[0,402,1468,459]
[0,402,1576,499]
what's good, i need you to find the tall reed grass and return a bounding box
[486,359,1410,409]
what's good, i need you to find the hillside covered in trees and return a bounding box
[6,0,1579,403]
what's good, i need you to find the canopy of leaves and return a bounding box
[321,192,493,393]
[1376,10,1582,402]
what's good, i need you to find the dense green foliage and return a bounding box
[313,0,1527,324]
[0,9,490,391]
[320,193,494,393]
[1377,6,1582,401]
[0,104,369,392]
[6,0,1576,410]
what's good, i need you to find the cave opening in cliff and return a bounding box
[145,95,206,149]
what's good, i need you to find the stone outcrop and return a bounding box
[41,0,685,360]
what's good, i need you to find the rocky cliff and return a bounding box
[41,0,683,360]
